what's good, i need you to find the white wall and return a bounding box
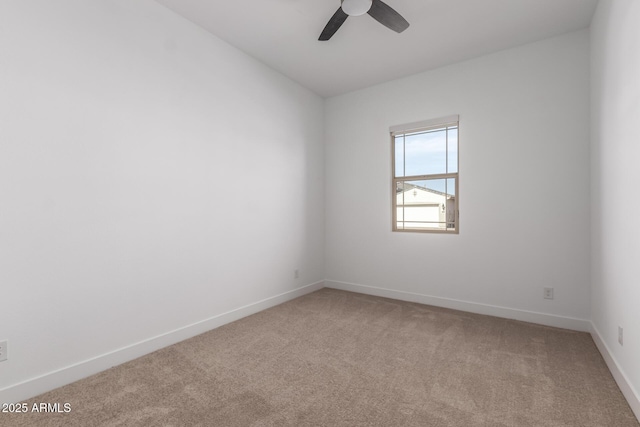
[325,30,591,328]
[0,0,324,402]
[3,0,635,412]
[590,0,640,416]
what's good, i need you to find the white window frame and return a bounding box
[391,115,459,234]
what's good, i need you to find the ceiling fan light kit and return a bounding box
[319,0,409,41]
[341,0,373,16]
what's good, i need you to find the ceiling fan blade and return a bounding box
[367,0,409,33]
[319,7,349,41]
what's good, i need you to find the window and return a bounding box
[391,115,459,233]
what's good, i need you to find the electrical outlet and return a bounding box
[618,326,623,346]
[0,341,7,362]
[294,269,299,279]
[543,287,554,300]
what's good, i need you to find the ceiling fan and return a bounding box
[319,0,409,41]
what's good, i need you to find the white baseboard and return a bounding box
[325,280,591,332]
[590,323,640,421]
[0,281,324,405]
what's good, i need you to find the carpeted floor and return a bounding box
[2,288,638,426]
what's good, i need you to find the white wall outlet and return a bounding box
[618,326,623,346]
[294,269,299,279]
[0,341,7,362]
[543,287,554,300]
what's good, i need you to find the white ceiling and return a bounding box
[155,0,598,98]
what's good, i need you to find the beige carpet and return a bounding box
[2,288,638,427]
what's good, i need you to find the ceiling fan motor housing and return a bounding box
[341,0,373,16]
[320,0,409,41]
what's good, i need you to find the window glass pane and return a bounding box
[404,129,447,176]
[445,178,456,196]
[423,179,446,195]
[394,136,404,177]
[395,179,449,230]
[395,181,405,229]
[447,127,458,173]
[445,177,457,229]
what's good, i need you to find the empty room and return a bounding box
[1,0,638,425]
